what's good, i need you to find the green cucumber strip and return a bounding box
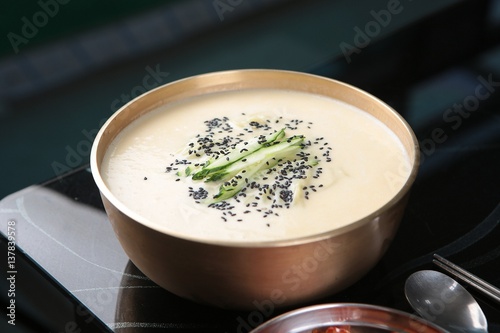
[206,135,304,184]
[192,128,285,180]
[210,136,305,202]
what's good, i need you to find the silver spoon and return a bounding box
[405,270,488,333]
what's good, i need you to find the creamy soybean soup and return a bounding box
[102,89,411,242]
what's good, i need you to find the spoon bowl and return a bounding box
[405,270,488,333]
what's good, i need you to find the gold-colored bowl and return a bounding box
[90,69,419,310]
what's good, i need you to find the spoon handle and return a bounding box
[433,254,500,304]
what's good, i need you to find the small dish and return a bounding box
[250,303,446,333]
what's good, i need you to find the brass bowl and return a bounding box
[90,69,419,310]
[250,303,445,333]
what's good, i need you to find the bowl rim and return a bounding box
[249,302,447,332]
[90,68,420,248]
